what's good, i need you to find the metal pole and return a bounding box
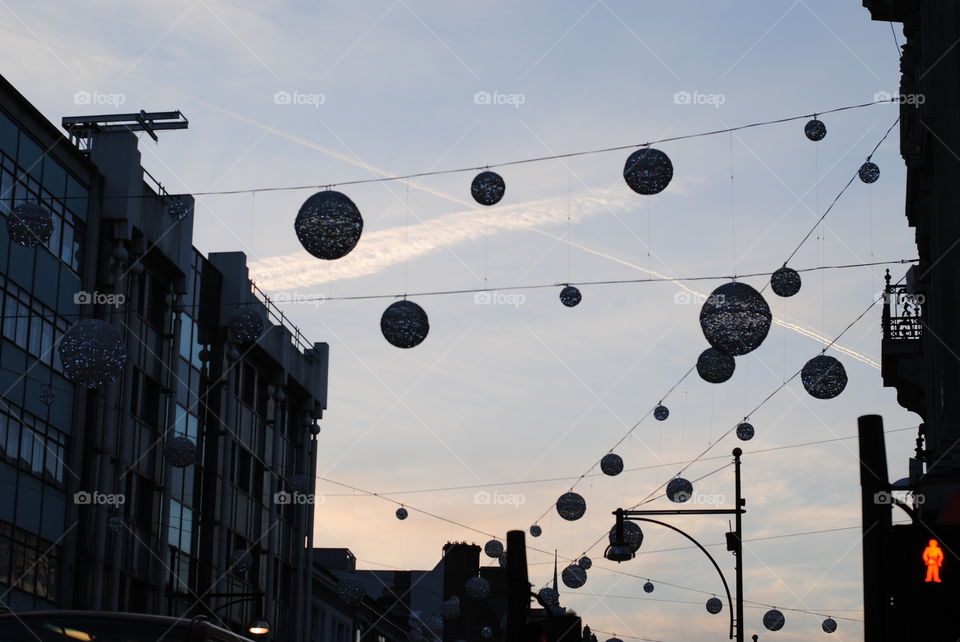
[733,447,744,642]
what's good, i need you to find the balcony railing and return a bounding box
[882,270,924,342]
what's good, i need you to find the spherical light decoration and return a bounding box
[230,549,253,574]
[465,576,491,600]
[654,405,669,421]
[439,597,461,620]
[164,436,197,468]
[859,161,880,184]
[770,267,801,298]
[822,617,837,633]
[108,516,124,533]
[763,609,785,631]
[600,453,624,477]
[168,196,191,221]
[58,319,127,389]
[606,638,623,642]
[559,285,582,308]
[697,348,735,384]
[801,355,848,399]
[805,119,827,141]
[623,148,673,195]
[396,507,408,520]
[381,300,429,348]
[643,581,654,594]
[666,477,694,503]
[699,282,772,356]
[295,190,363,260]
[7,202,53,247]
[734,422,755,442]
[484,539,504,559]
[538,587,559,606]
[228,308,264,343]
[530,524,542,537]
[578,556,592,570]
[498,552,508,568]
[289,473,311,494]
[471,171,506,206]
[338,577,367,606]
[556,492,586,521]
[39,387,55,406]
[480,626,493,640]
[706,597,723,614]
[609,521,644,552]
[561,564,587,589]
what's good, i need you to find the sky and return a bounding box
[0,1,921,639]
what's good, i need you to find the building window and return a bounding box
[0,520,60,602]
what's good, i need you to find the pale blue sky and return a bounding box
[0,2,917,639]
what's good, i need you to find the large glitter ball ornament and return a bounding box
[295,190,364,260]
[39,387,55,406]
[577,556,592,570]
[556,492,587,521]
[801,355,848,399]
[666,477,693,503]
[805,119,827,141]
[654,405,669,421]
[699,282,772,356]
[7,202,54,248]
[231,549,253,574]
[562,564,587,589]
[822,618,837,633]
[770,267,801,298]
[859,161,880,184]
[736,422,755,441]
[538,587,559,606]
[290,473,311,494]
[108,516,124,533]
[164,436,197,468]
[484,540,504,559]
[228,308,265,343]
[643,581,654,593]
[706,597,723,614]
[530,524,542,537]
[439,597,461,620]
[763,609,785,631]
[623,148,673,195]
[168,196,191,221]
[58,319,127,389]
[471,171,506,206]
[697,348,735,384]
[609,521,644,552]
[338,577,367,605]
[559,286,582,308]
[600,453,624,476]
[396,507,408,520]
[465,576,491,599]
[480,626,494,640]
[606,638,623,642]
[381,300,429,348]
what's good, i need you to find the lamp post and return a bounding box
[170,591,270,638]
[604,448,746,642]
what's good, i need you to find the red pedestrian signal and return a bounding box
[923,539,944,583]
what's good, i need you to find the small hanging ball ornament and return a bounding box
[338,577,367,606]
[763,609,786,631]
[822,617,837,633]
[805,118,827,141]
[471,171,506,206]
[706,597,723,614]
[556,492,587,521]
[666,477,694,503]
[697,348,735,384]
[736,422,755,441]
[801,355,848,399]
[561,564,587,589]
[480,626,494,640]
[484,540,504,559]
[168,196,191,221]
[289,473,311,494]
[538,587,560,606]
[623,148,673,195]
[396,507,408,520]
[559,285,582,308]
[600,453,624,476]
[498,552,508,568]
[108,516,124,533]
[381,300,430,348]
[439,597,461,620]
[654,405,669,421]
[577,556,592,570]
[39,387,55,406]
[59,319,127,389]
[8,202,54,247]
[770,267,802,298]
[164,436,197,468]
[608,521,644,552]
[295,190,364,260]
[859,161,880,184]
[606,638,623,642]
[228,308,265,343]
[699,281,772,356]
[465,576,491,600]
[643,581,655,593]
[231,549,253,574]
[529,524,542,537]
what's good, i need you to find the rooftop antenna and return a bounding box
[61,110,188,151]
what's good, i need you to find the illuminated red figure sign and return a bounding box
[923,539,944,583]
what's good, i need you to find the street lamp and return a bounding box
[247,619,271,636]
[605,448,746,642]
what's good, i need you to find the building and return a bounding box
[0,73,329,641]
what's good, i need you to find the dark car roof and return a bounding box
[0,611,254,642]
